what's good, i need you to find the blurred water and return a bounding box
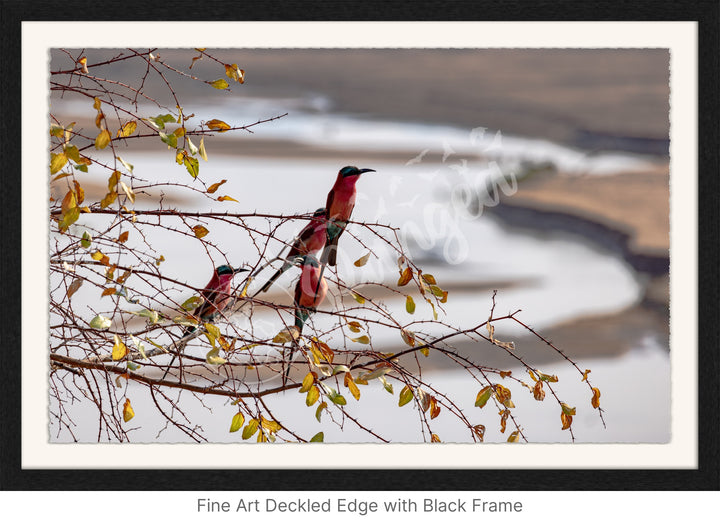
[50,98,669,444]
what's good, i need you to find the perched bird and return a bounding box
[283,254,328,383]
[162,265,247,381]
[257,208,327,294]
[293,255,328,332]
[320,166,376,267]
[184,264,248,334]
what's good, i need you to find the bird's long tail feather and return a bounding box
[258,261,292,294]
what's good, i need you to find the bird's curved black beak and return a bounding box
[232,267,249,274]
[359,168,376,174]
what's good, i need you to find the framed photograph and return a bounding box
[2,1,717,499]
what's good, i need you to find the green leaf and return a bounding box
[210,78,230,90]
[315,401,327,422]
[159,131,178,148]
[181,296,202,311]
[327,389,347,406]
[309,432,324,443]
[149,114,176,130]
[229,411,245,433]
[89,314,111,330]
[184,155,200,178]
[475,386,492,408]
[206,347,226,365]
[381,376,394,394]
[80,231,92,248]
[405,295,416,314]
[398,385,413,407]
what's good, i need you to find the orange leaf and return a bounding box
[397,266,413,286]
[591,387,601,409]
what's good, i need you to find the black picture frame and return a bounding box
[1,0,717,491]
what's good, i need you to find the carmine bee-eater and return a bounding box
[162,265,247,381]
[184,264,248,334]
[283,254,328,384]
[320,166,376,267]
[258,208,327,294]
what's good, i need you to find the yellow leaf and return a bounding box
[175,150,185,165]
[73,181,85,204]
[123,399,134,422]
[100,191,118,209]
[400,328,416,347]
[64,144,81,164]
[93,97,102,110]
[242,419,259,440]
[91,250,110,266]
[347,321,362,333]
[431,433,441,443]
[217,195,238,202]
[494,384,515,408]
[206,119,231,132]
[108,170,121,191]
[229,411,245,433]
[225,63,245,83]
[210,79,229,90]
[192,225,209,238]
[306,385,320,406]
[101,287,117,297]
[582,369,591,382]
[397,266,413,286]
[499,370,511,378]
[112,334,127,361]
[421,273,437,285]
[430,397,441,419]
[561,412,573,430]
[95,129,111,150]
[354,252,371,267]
[261,416,282,433]
[507,430,520,442]
[532,381,546,401]
[299,371,315,393]
[50,152,68,174]
[206,179,227,194]
[351,335,370,345]
[350,291,365,304]
[120,181,135,204]
[273,326,300,343]
[117,121,137,137]
[405,295,416,314]
[591,387,601,409]
[344,373,361,401]
[198,137,208,161]
[173,126,186,137]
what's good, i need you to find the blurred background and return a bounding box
[50,48,670,443]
